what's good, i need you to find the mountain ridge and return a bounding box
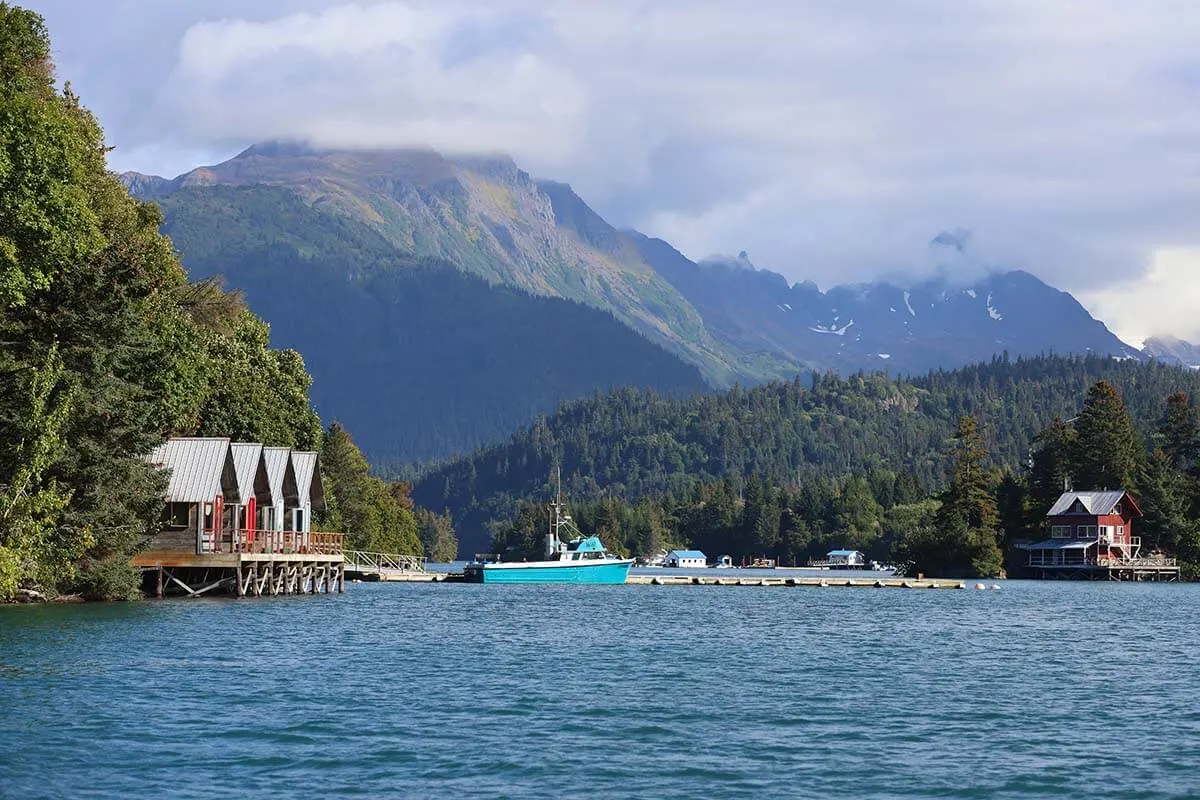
[124,143,1141,384]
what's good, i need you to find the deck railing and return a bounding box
[344,551,427,573]
[200,529,345,556]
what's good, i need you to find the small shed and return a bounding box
[827,549,865,568]
[665,549,708,568]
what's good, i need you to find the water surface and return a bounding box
[2,580,1198,798]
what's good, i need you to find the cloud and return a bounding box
[1080,248,1200,348]
[28,0,1200,316]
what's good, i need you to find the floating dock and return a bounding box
[362,571,966,589]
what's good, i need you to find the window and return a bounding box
[1114,503,1122,515]
[1052,525,1071,538]
[1077,525,1097,539]
[161,502,193,529]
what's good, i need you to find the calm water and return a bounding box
[2,578,1198,799]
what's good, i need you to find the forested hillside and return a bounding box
[413,355,1200,554]
[152,184,708,463]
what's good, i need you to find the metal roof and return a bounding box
[229,443,266,502]
[145,438,238,504]
[1022,539,1097,550]
[828,549,862,557]
[1047,491,1129,517]
[289,451,326,511]
[262,446,297,504]
[668,550,707,559]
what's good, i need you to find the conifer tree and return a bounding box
[1072,381,1140,490]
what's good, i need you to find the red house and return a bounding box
[1024,490,1142,571]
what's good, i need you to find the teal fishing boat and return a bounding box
[464,481,633,585]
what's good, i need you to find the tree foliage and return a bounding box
[0,5,342,600]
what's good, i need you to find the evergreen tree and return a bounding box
[927,416,1002,577]
[1158,392,1199,473]
[1072,381,1140,490]
[1028,416,1077,518]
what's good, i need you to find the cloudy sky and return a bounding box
[28,0,1200,345]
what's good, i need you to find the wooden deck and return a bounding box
[133,545,346,598]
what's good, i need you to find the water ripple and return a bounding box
[2,581,1199,798]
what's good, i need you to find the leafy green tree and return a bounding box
[415,507,459,563]
[319,423,419,554]
[1072,381,1140,490]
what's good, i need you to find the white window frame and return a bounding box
[1077,525,1097,539]
[1052,525,1072,539]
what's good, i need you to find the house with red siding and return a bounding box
[1022,490,1178,580]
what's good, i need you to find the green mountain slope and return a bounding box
[153,185,708,463]
[138,143,765,385]
[411,355,1200,553]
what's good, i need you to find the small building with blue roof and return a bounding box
[665,549,708,568]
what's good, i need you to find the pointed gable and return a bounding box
[1047,490,1141,518]
[289,451,326,511]
[229,443,271,504]
[145,438,238,503]
[262,446,297,506]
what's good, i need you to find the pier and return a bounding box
[366,568,966,589]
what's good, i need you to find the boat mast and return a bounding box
[546,467,562,560]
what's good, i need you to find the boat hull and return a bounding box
[464,559,633,584]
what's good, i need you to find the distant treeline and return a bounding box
[416,355,1200,576]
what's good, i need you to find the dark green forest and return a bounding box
[415,355,1200,575]
[152,184,710,464]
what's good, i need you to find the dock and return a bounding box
[368,571,966,588]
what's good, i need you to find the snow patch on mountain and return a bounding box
[809,320,855,336]
[986,292,1003,321]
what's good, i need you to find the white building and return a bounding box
[826,549,865,568]
[665,549,707,568]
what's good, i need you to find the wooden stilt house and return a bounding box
[134,438,343,598]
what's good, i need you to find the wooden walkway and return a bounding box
[343,551,438,582]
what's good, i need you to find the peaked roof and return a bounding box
[145,438,238,504]
[262,446,297,504]
[1047,490,1142,517]
[229,443,268,502]
[668,550,707,559]
[289,451,326,511]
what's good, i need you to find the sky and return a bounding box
[26,0,1200,346]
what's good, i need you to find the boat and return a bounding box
[463,478,633,585]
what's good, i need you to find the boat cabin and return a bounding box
[665,549,707,568]
[561,536,613,561]
[1024,490,1142,569]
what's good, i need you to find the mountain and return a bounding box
[631,234,1142,375]
[1143,335,1200,369]
[149,184,708,464]
[130,142,754,385]
[128,143,1143,463]
[412,355,1200,553]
